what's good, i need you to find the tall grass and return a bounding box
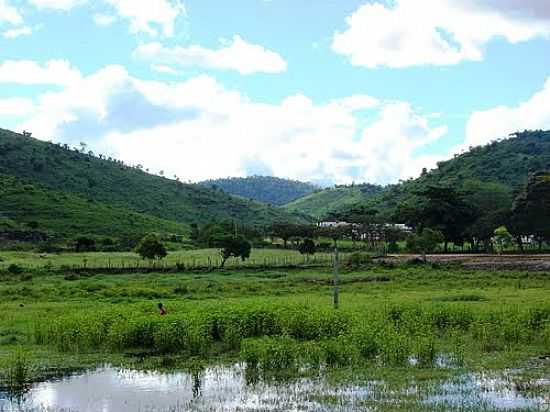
[34,302,550,370]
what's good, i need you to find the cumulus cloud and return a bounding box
[2,25,31,38]
[28,0,84,10]
[0,98,34,116]
[0,0,22,26]
[93,13,116,26]
[332,0,550,68]
[134,36,288,75]
[17,65,446,185]
[104,0,185,37]
[0,59,81,86]
[465,78,550,147]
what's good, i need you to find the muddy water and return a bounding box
[1,364,548,412]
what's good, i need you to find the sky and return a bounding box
[1,0,550,187]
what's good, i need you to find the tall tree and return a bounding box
[402,186,477,252]
[510,171,550,250]
[462,180,513,252]
[219,235,252,268]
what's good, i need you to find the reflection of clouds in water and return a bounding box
[2,365,548,412]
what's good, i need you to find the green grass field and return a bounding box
[0,256,549,410]
[0,248,337,270]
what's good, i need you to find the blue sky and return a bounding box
[1,0,550,186]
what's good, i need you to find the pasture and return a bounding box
[0,251,549,411]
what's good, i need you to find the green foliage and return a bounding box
[289,131,550,222]
[493,226,514,253]
[0,174,188,247]
[7,264,23,274]
[135,234,168,260]
[74,237,96,252]
[199,176,319,206]
[33,302,550,371]
[284,184,383,219]
[406,229,444,259]
[346,252,373,269]
[511,171,550,248]
[401,186,477,249]
[298,238,316,256]
[0,129,305,234]
[219,235,252,268]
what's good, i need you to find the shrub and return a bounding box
[74,236,96,252]
[135,234,167,260]
[7,264,23,275]
[346,252,373,269]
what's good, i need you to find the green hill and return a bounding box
[199,176,319,206]
[365,130,550,220]
[0,174,188,243]
[287,130,550,220]
[0,129,304,230]
[284,184,383,219]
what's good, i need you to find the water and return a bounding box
[1,364,548,412]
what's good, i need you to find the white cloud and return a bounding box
[465,78,550,147]
[0,59,81,86]
[17,65,446,185]
[151,64,179,75]
[0,97,34,116]
[3,25,31,38]
[93,13,116,26]
[134,36,287,75]
[104,0,185,37]
[28,0,84,10]
[332,0,550,68]
[0,0,22,26]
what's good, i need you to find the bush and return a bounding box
[74,236,97,252]
[135,234,167,260]
[7,264,23,275]
[346,252,373,269]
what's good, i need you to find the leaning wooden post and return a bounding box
[333,246,340,309]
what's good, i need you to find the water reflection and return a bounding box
[0,364,548,412]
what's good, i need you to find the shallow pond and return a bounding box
[1,364,548,412]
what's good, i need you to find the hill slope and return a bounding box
[284,184,383,219]
[0,129,304,228]
[199,176,319,206]
[365,130,550,220]
[0,174,188,242]
[287,130,550,219]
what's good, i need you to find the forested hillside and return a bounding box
[0,129,304,228]
[284,184,383,219]
[288,130,550,220]
[0,174,188,243]
[365,130,550,221]
[199,176,319,206]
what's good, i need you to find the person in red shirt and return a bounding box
[158,302,167,316]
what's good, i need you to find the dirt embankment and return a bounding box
[383,254,550,271]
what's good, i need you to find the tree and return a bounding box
[494,226,513,254]
[74,236,96,252]
[406,228,444,262]
[510,172,550,251]
[404,186,477,252]
[189,223,200,244]
[298,238,316,261]
[270,223,298,249]
[219,235,251,268]
[462,180,513,252]
[135,234,167,260]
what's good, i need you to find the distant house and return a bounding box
[22,131,32,137]
[318,221,351,228]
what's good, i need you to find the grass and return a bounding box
[0,259,549,407]
[0,248,338,271]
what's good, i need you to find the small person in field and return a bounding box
[158,302,167,316]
